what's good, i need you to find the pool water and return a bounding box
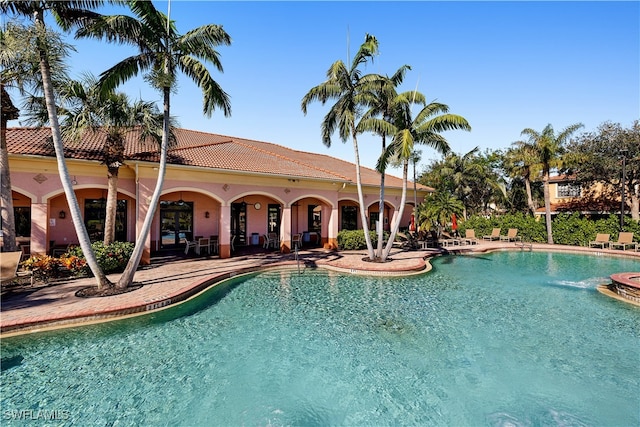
[2,251,639,426]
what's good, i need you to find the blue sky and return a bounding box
[9,1,640,175]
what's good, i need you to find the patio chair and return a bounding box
[292,233,302,250]
[196,237,209,255]
[1,251,31,285]
[588,233,610,249]
[209,235,219,255]
[463,229,479,245]
[483,228,501,241]
[500,228,520,242]
[263,232,279,250]
[184,238,196,255]
[609,232,637,251]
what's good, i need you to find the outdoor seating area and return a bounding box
[184,236,214,256]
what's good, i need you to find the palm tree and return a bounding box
[416,192,464,238]
[438,148,483,219]
[59,73,168,245]
[1,84,20,252]
[410,150,423,209]
[376,100,470,260]
[1,1,118,290]
[357,66,424,259]
[75,0,231,288]
[301,33,385,261]
[504,141,539,215]
[520,123,584,244]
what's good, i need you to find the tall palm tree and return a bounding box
[59,73,168,245]
[301,33,385,261]
[377,100,470,260]
[75,0,231,288]
[357,66,424,259]
[1,84,20,252]
[1,1,118,289]
[520,123,583,244]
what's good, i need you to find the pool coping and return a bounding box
[2,243,639,337]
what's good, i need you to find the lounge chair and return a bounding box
[500,228,520,242]
[463,229,479,245]
[483,228,501,241]
[588,233,610,249]
[1,251,32,285]
[609,232,637,251]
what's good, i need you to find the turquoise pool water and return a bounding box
[1,251,639,426]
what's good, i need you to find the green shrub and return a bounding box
[461,213,546,242]
[65,241,135,276]
[462,212,640,246]
[337,229,387,250]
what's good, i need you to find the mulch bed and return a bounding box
[75,284,143,298]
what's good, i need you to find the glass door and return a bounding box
[159,201,193,250]
[231,202,247,246]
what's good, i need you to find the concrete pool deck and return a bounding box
[2,241,639,337]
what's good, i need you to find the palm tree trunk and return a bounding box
[116,86,170,289]
[352,132,375,261]
[1,115,18,252]
[34,9,111,289]
[524,175,536,215]
[376,136,386,258]
[382,159,409,260]
[542,172,553,244]
[103,167,118,245]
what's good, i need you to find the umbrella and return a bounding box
[452,213,458,231]
[409,214,416,231]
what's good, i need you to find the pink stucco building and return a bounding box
[4,126,432,263]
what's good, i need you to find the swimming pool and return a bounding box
[2,251,639,425]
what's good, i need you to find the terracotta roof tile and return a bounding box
[6,127,433,191]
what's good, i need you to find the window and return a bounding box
[14,207,31,237]
[84,199,127,242]
[557,183,581,198]
[341,205,358,230]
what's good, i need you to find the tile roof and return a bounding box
[6,126,432,190]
